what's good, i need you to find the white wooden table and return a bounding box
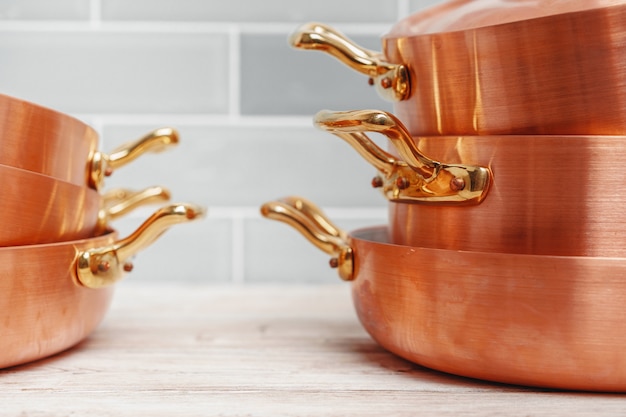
[2,283,625,416]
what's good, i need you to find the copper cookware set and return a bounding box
[261,0,626,391]
[0,94,204,369]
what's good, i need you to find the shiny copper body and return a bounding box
[0,94,98,184]
[0,164,100,246]
[0,231,116,369]
[388,134,626,256]
[383,2,626,135]
[350,226,626,391]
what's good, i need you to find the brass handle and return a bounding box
[314,109,492,205]
[96,186,172,234]
[260,196,353,281]
[88,127,179,190]
[75,202,205,289]
[289,22,410,102]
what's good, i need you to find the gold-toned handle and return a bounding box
[95,186,172,234]
[289,22,410,102]
[75,202,205,289]
[88,127,179,190]
[314,109,492,205]
[260,196,353,281]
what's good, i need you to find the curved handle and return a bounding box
[260,196,353,281]
[88,127,179,190]
[96,186,172,234]
[75,202,205,289]
[314,109,492,205]
[289,22,410,102]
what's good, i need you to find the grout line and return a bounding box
[89,0,102,27]
[228,24,241,119]
[397,0,411,19]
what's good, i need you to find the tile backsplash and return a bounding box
[0,0,441,283]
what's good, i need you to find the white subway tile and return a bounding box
[101,123,389,208]
[409,0,444,13]
[0,31,229,114]
[240,33,393,116]
[102,0,398,23]
[0,0,89,20]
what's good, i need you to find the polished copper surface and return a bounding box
[262,196,626,391]
[350,226,626,391]
[388,134,626,256]
[0,164,102,246]
[0,231,116,369]
[0,93,98,184]
[383,2,626,135]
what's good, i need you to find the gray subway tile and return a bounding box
[409,0,445,14]
[102,0,398,23]
[0,0,89,20]
[101,124,389,208]
[240,33,393,116]
[0,32,228,114]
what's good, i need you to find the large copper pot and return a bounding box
[290,0,626,135]
[262,196,626,392]
[314,108,626,257]
[0,94,178,190]
[0,203,203,369]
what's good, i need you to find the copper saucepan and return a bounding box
[314,108,626,257]
[0,203,204,369]
[262,196,626,392]
[0,94,178,190]
[0,162,171,246]
[290,0,626,135]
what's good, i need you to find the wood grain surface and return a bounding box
[1,283,624,416]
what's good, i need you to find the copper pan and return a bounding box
[262,196,626,392]
[290,0,626,135]
[0,163,171,246]
[0,93,178,190]
[314,108,626,257]
[0,203,204,369]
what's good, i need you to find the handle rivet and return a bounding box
[396,177,410,190]
[367,77,374,86]
[97,261,110,273]
[329,258,339,268]
[371,176,383,188]
[123,262,134,272]
[104,167,114,177]
[450,177,466,192]
[380,77,392,89]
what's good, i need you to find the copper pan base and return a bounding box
[350,226,626,392]
[0,231,116,369]
[383,3,626,135]
[389,134,626,257]
[0,93,98,184]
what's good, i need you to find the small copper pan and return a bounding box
[0,203,204,369]
[262,196,626,392]
[290,0,626,135]
[0,93,178,190]
[314,109,626,257]
[0,164,171,246]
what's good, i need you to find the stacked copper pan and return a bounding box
[261,0,626,391]
[0,93,204,369]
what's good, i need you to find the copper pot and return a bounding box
[0,93,178,190]
[0,203,204,369]
[314,108,626,257]
[0,163,171,246]
[262,196,626,392]
[290,0,626,135]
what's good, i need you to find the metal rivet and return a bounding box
[371,176,383,188]
[450,177,466,192]
[367,77,374,86]
[329,258,339,269]
[396,177,410,190]
[104,167,114,177]
[97,261,110,273]
[380,77,392,89]
[123,263,134,272]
